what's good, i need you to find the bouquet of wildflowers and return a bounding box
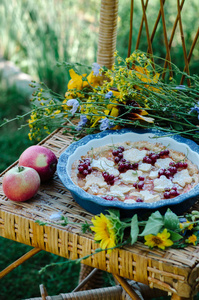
[43,207,199,256]
[24,50,199,142]
[89,208,199,253]
[37,207,199,275]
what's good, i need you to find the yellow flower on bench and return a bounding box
[186,234,197,245]
[91,213,117,254]
[144,228,173,250]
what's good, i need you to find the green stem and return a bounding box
[38,239,130,274]
[18,166,25,172]
[149,114,196,128]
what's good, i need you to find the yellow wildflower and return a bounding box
[133,65,160,93]
[67,69,101,92]
[67,69,87,91]
[91,213,117,254]
[87,71,103,87]
[111,89,121,99]
[110,107,119,117]
[54,110,61,115]
[132,113,154,123]
[28,133,32,141]
[187,234,197,245]
[144,229,173,250]
[180,220,194,231]
[62,99,69,110]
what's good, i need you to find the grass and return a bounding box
[0,79,34,173]
[0,0,99,94]
[0,237,80,300]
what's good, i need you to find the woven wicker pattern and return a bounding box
[1,127,199,298]
[24,286,123,300]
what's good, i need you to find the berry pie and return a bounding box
[71,141,199,204]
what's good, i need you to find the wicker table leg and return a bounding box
[113,274,143,300]
[0,247,41,279]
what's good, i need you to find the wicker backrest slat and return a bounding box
[140,0,154,59]
[97,0,199,86]
[177,0,190,85]
[162,0,184,77]
[146,0,164,51]
[160,0,173,78]
[134,0,148,51]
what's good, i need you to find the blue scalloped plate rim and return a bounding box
[57,128,199,217]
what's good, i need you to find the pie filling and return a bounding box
[70,141,199,203]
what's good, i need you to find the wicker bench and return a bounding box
[1,128,199,300]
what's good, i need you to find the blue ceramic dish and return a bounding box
[57,129,199,217]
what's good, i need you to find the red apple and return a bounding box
[2,166,40,202]
[18,145,58,182]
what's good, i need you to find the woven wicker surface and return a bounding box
[0,128,199,298]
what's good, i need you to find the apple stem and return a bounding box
[18,166,25,172]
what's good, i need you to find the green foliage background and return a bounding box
[0,0,199,299]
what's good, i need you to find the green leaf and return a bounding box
[172,123,184,131]
[168,230,183,241]
[130,215,139,245]
[139,211,164,236]
[81,221,92,233]
[107,208,120,218]
[35,220,47,226]
[61,216,69,226]
[193,225,199,230]
[164,209,180,231]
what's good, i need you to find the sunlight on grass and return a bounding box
[0,0,99,94]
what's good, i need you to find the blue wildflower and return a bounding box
[92,62,101,76]
[99,117,114,131]
[67,99,79,115]
[175,85,187,90]
[179,217,187,223]
[189,101,199,119]
[76,115,88,131]
[105,91,113,99]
